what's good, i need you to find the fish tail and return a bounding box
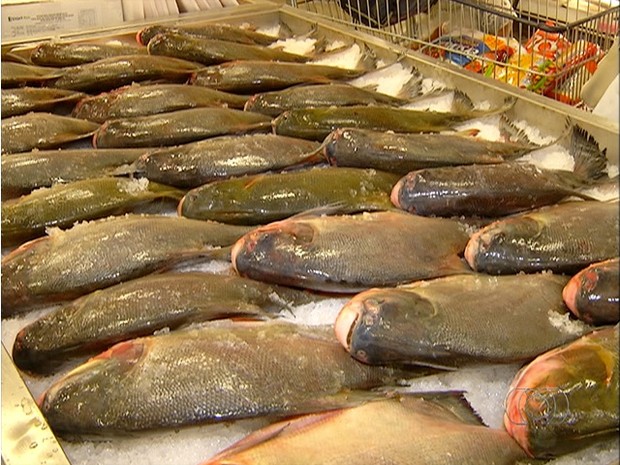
[570,126,608,182]
[469,95,518,119]
[498,114,535,147]
[450,90,476,114]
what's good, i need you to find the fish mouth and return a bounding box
[243,94,259,112]
[334,300,362,352]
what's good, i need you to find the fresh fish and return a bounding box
[12,272,321,374]
[1,214,252,316]
[179,167,400,225]
[51,55,202,92]
[339,0,440,27]
[465,200,620,275]
[93,107,272,148]
[203,392,527,465]
[243,81,421,117]
[563,258,619,325]
[136,23,277,46]
[1,87,86,118]
[189,59,370,93]
[334,273,593,369]
[391,127,609,217]
[72,83,249,123]
[1,49,30,64]
[1,147,151,198]
[1,113,100,155]
[323,127,540,175]
[1,177,184,246]
[38,321,424,435]
[231,210,471,292]
[272,96,515,141]
[134,133,320,188]
[504,324,618,458]
[30,41,147,67]
[1,62,64,88]
[147,32,309,66]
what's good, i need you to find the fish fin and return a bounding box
[498,114,535,146]
[569,126,608,182]
[205,410,348,464]
[277,22,294,39]
[356,42,378,71]
[144,180,186,200]
[398,391,487,426]
[396,70,423,100]
[455,128,480,137]
[450,90,475,114]
[242,174,264,190]
[286,201,351,220]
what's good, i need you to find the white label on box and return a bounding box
[2,0,124,40]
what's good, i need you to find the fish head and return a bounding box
[323,128,348,165]
[334,287,450,366]
[39,339,147,435]
[390,171,421,213]
[465,217,542,275]
[504,325,620,458]
[231,219,317,287]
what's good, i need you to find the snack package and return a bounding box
[524,21,571,59]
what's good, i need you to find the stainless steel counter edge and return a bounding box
[1,343,71,465]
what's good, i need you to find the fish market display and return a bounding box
[504,324,619,458]
[1,113,100,154]
[272,96,514,141]
[39,322,424,435]
[391,127,608,217]
[334,273,592,368]
[136,23,278,46]
[147,32,310,66]
[1,61,64,87]
[1,147,151,198]
[93,107,272,148]
[51,55,203,92]
[323,126,537,174]
[1,214,252,316]
[30,41,147,67]
[563,258,620,325]
[465,200,620,275]
[243,81,421,117]
[72,83,249,123]
[134,133,320,188]
[12,272,321,374]
[203,392,527,465]
[1,177,183,246]
[1,87,86,118]
[231,210,471,292]
[179,167,400,225]
[189,59,370,93]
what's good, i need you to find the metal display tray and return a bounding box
[1,2,618,464]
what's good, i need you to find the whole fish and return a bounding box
[243,81,420,117]
[323,127,540,174]
[334,273,593,369]
[1,147,151,198]
[38,322,423,435]
[136,23,277,46]
[272,97,514,141]
[134,133,320,188]
[1,214,252,316]
[563,258,619,325]
[1,113,100,155]
[465,200,620,275]
[12,272,321,374]
[189,60,370,93]
[93,107,272,148]
[72,83,249,123]
[1,62,64,88]
[147,32,309,66]
[51,55,202,92]
[1,87,86,118]
[391,127,609,217]
[1,177,184,246]
[231,210,471,292]
[179,167,400,225]
[30,41,147,67]
[504,324,618,458]
[203,392,527,465]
